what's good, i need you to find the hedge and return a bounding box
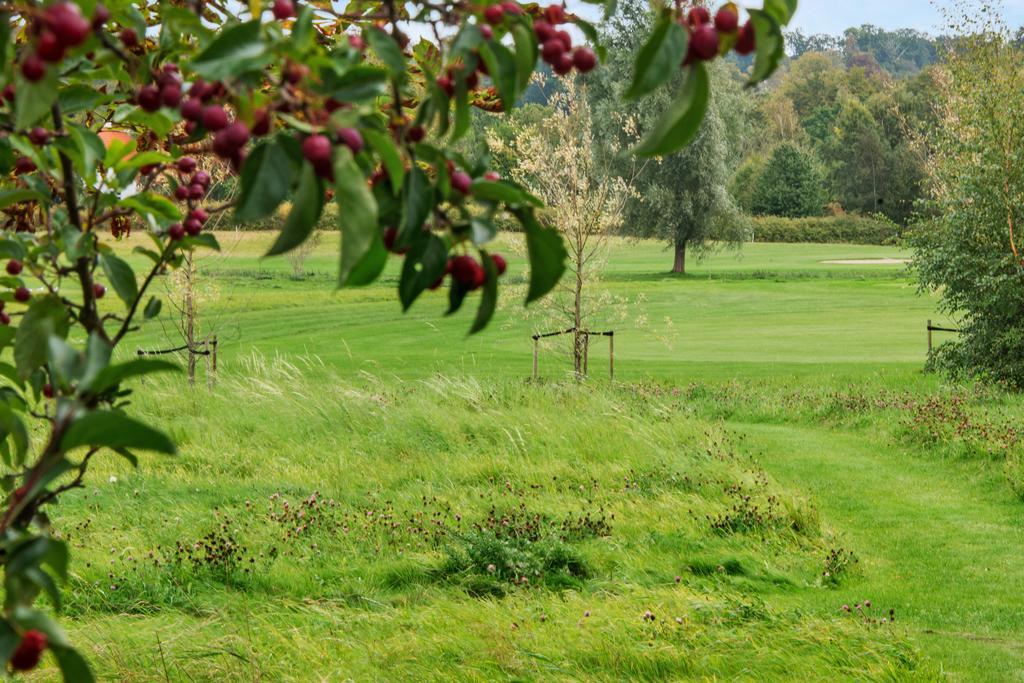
[751,215,902,245]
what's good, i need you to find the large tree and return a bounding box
[750,142,825,217]
[820,97,892,214]
[589,3,748,274]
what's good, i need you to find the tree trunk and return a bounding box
[672,239,687,274]
[184,254,196,386]
[573,262,584,378]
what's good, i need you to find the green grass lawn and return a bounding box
[123,233,939,383]
[33,233,1024,681]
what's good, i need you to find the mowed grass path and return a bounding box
[43,232,1023,680]
[742,423,1024,679]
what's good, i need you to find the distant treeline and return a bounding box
[725,24,953,230]
[785,25,944,75]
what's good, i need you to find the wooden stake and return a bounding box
[204,339,212,390]
[532,336,539,381]
[583,333,589,376]
[927,319,932,354]
[609,332,614,381]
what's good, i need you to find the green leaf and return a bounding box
[25,566,61,611]
[763,0,797,24]
[52,646,95,683]
[182,233,221,252]
[235,138,293,222]
[633,62,710,158]
[0,620,19,668]
[103,137,136,167]
[78,332,113,392]
[0,12,10,70]
[470,216,497,245]
[15,66,58,130]
[88,358,180,395]
[511,23,538,94]
[0,361,22,387]
[124,108,176,138]
[446,276,471,315]
[68,125,106,180]
[747,10,785,88]
[118,193,181,222]
[42,538,69,582]
[469,253,498,334]
[399,234,448,310]
[291,4,315,50]
[190,21,268,80]
[400,166,434,246]
[14,296,69,380]
[515,207,568,304]
[345,233,388,287]
[0,238,27,260]
[116,151,173,171]
[0,190,45,210]
[99,253,138,308]
[0,327,15,354]
[479,41,518,112]
[363,129,404,194]
[366,28,406,82]
[58,85,114,115]
[143,296,161,319]
[450,23,484,58]
[54,135,86,178]
[322,65,389,102]
[469,179,536,205]
[0,404,29,466]
[453,77,470,142]
[7,537,52,578]
[47,336,82,388]
[335,148,380,286]
[61,410,176,454]
[0,137,14,176]
[265,164,323,256]
[625,17,688,101]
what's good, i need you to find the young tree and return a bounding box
[498,79,640,376]
[912,6,1024,384]
[0,0,794,676]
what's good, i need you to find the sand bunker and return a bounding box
[821,258,910,265]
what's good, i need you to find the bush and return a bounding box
[751,215,902,245]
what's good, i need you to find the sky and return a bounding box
[785,0,1024,35]
[567,0,1024,35]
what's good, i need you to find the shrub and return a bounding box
[440,530,589,595]
[751,215,902,245]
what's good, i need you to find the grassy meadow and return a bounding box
[31,233,1024,680]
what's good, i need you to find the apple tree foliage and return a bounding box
[0,0,794,676]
